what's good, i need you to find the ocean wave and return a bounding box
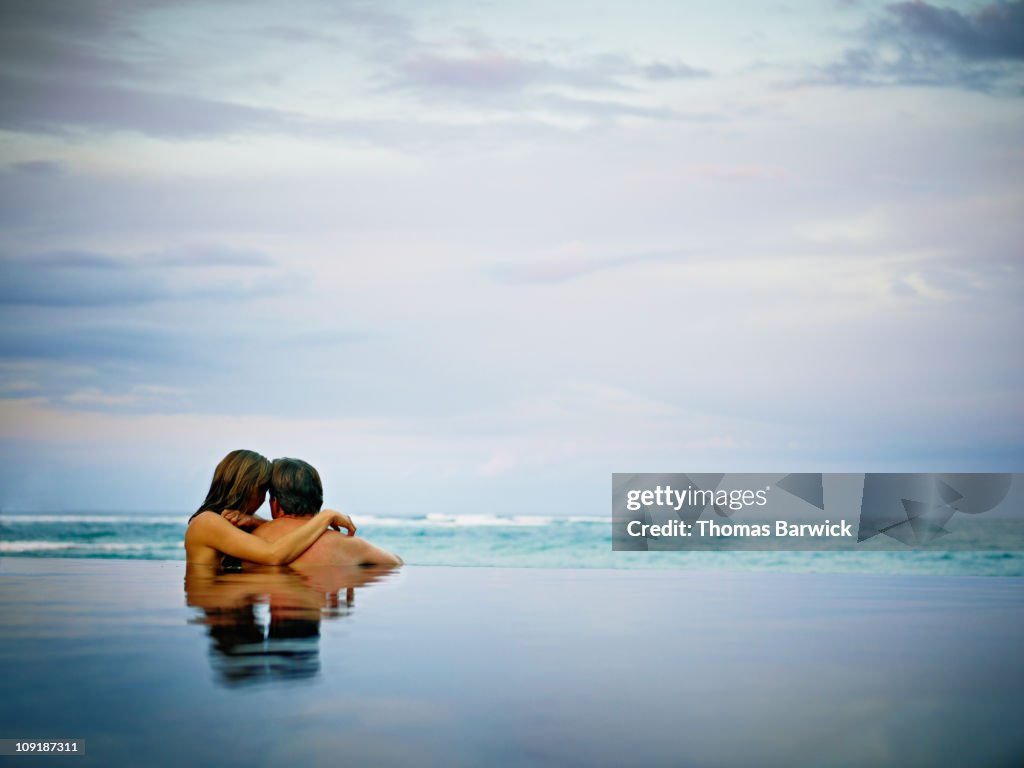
[0,541,80,552]
[0,541,170,553]
[348,514,603,528]
[422,514,556,528]
[0,515,186,525]
[0,513,605,528]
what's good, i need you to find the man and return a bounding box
[249,457,403,568]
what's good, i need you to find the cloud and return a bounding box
[153,244,276,269]
[0,252,168,307]
[0,245,285,308]
[0,0,711,141]
[0,241,360,417]
[809,0,1024,91]
[0,73,306,138]
[0,1,140,76]
[535,92,679,120]
[400,52,546,92]
[7,160,66,177]
[683,164,792,183]
[491,246,701,285]
[0,1,346,139]
[886,0,1024,61]
[0,324,189,365]
[0,48,686,142]
[641,60,711,80]
[0,0,283,138]
[61,384,189,409]
[398,50,708,94]
[388,47,709,122]
[407,49,705,88]
[0,360,97,401]
[286,329,369,346]
[321,3,415,46]
[792,192,1024,307]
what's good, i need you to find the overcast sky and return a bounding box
[1,0,1022,514]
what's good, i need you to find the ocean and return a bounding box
[1,511,1022,575]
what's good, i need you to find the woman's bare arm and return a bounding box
[221,510,269,531]
[188,509,347,565]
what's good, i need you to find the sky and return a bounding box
[0,0,1022,515]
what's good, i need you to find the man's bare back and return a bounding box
[253,517,403,568]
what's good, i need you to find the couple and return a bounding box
[185,449,402,568]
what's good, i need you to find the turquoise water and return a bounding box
[1,511,1022,574]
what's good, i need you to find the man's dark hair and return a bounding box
[270,458,324,517]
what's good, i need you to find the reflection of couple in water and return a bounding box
[184,450,402,685]
[185,562,394,686]
[185,449,402,568]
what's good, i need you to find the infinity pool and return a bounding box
[1,559,1021,767]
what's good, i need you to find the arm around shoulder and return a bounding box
[189,509,335,565]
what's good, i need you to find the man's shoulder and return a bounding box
[254,517,292,541]
[261,516,359,565]
[256,516,334,540]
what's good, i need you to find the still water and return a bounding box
[1,558,1022,767]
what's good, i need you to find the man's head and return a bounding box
[269,458,324,518]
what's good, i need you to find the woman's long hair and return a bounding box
[190,450,272,523]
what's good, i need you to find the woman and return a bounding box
[185,449,355,567]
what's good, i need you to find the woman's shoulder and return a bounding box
[185,511,234,554]
[184,512,227,565]
[187,510,224,528]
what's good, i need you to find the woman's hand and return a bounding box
[322,508,356,537]
[221,509,263,531]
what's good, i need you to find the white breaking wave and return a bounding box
[341,514,560,528]
[423,514,554,527]
[353,515,423,527]
[0,515,186,525]
[0,513,605,529]
[0,541,167,553]
[0,541,79,552]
